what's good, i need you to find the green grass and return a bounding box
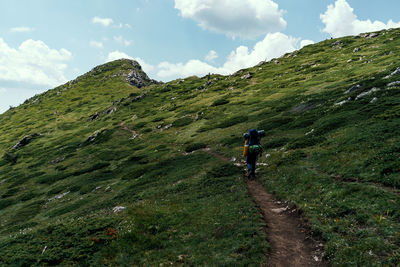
[0,28,400,265]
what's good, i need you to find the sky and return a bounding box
[1,0,400,114]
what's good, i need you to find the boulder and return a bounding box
[383,67,400,79]
[353,47,361,52]
[82,131,102,145]
[387,81,400,87]
[241,72,252,79]
[355,87,379,100]
[112,206,126,213]
[365,33,379,39]
[13,133,40,149]
[90,112,99,121]
[331,40,343,47]
[345,84,361,94]
[391,67,400,76]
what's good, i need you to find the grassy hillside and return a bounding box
[0,28,399,266]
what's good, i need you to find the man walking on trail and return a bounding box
[243,129,265,179]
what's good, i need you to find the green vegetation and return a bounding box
[0,29,400,265]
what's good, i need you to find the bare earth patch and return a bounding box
[247,179,327,267]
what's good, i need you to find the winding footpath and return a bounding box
[247,179,326,267]
[203,148,327,266]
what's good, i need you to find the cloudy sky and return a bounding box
[1,0,400,113]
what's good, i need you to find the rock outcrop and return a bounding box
[13,133,40,149]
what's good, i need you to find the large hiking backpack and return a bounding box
[247,129,263,155]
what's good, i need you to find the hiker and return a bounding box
[243,129,265,179]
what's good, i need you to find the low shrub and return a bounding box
[258,116,293,130]
[216,115,248,128]
[185,142,207,153]
[211,98,229,106]
[173,117,193,127]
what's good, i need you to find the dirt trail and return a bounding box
[247,180,326,267]
[202,149,326,266]
[119,121,142,139]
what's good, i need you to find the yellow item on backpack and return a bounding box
[243,139,249,157]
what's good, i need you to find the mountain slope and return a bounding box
[0,28,400,266]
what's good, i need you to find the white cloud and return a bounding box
[174,0,286,39]
[92,16,114,27]
[106,51,155,73]
[90,40,104,49]
[158,60,219,78]
[0,88,6,94]
[10,26,34,33]
[113,36,132,46]
[300,40,315,48]
[205,50,218,62]
[106,32,312,81]
[157,32,307,79]
[320,0,400,38]
[107,51,133,61]
[0,38,72,87]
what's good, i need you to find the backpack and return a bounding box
[247,129,262,155]
[249,144,262,155]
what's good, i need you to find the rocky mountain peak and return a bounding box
[88,59,161,88]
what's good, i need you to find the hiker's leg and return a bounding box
[246,156,253,176]
[247,155,256,178]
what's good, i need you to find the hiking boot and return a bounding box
[248,172,256,180]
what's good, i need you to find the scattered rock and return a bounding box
[50,156,65,165]
[112,206,126,213]
[241,72,252,79]
[90,112,99,121]
[274,60,279,64]
[82,131,102,145]
[370,97,378,103]
[127,94,146,103]
[390,67,400,77]
[331,40,343,47]
[228,87,234,91]
[345,84,361,94]
[353,47,361,52]
[195,112,204,121]
[335,98,351,106]
[313,256,321,262]
[365,33,379,39]
[271,207,289,214]
[305,129,315,136]
[13,133,40,149]
[355,87,380,100]
[105,106,117,115]
[48,191,70,201]
[387,81,400,87]
[164,124,173,130]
